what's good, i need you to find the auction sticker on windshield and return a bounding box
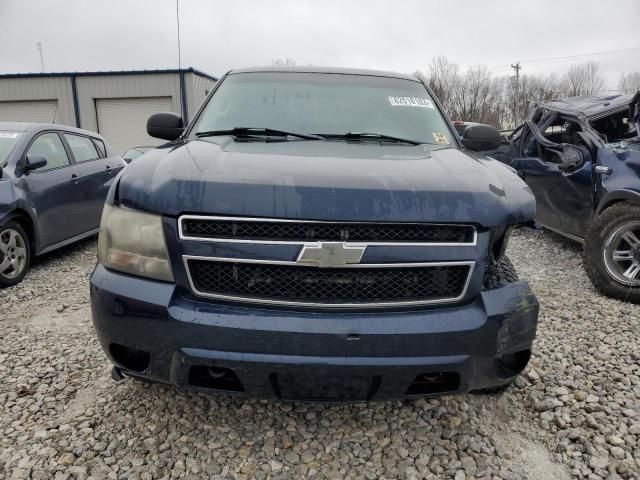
[388,96,434,108]
[432,133,449,144]
[0,132,20,139]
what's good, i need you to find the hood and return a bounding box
[116,138,535,227]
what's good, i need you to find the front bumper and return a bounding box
[90,265,539,402]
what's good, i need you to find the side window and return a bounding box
[63,134,100,162]
[26,133,71,171]
[92,138,106,158]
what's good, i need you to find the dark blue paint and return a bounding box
[118,139,535,227]
[0,123,125,254]
[70,74,81,128]
[179,71,188,122]
[90,69,539,400]
[507,97,640,240]
[0,67,218,82]
[91,265,538,400]
[512,157,594,236]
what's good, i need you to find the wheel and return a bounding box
[585,202,640,303]
[0,221,31,287]
[483,255,518,290]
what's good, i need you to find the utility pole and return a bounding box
[37,42,45,72]
[511,62,521,126]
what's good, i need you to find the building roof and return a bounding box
[230,66,419,82]
[0,67,217,82]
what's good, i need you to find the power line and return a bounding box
[491,45,640,71]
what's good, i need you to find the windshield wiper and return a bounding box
[318,132,423,145]
[195,127,324,141]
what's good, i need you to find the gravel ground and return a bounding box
[0,230,638,480]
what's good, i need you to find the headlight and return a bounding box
[97,204,174,282]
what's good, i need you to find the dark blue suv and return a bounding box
[90,67,539,401]
[0,123,124,286]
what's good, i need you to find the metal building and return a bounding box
[0,68,217,154]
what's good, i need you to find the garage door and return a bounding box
[95,97,176,154]
[0,100,59,123]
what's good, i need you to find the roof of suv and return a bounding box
[229,66,420,82]
[539,93,639,119]
[0,122,104,137]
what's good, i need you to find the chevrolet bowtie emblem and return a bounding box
[296,242,366,268]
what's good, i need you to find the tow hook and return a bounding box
[111,366,125,382]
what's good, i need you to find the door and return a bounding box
[0,100,59,123]
[95,97,175,154]
[21,132,84,248]
[61,133,111,231]
[511,119,594,238]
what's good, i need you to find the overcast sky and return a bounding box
[1,0,639,89]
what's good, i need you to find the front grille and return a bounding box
[186,259,471,306]
[180,217,475,244]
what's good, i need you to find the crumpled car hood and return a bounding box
[116,138,534,227]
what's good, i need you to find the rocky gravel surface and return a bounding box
[0,229,638,480]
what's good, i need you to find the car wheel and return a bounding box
[585,202,640,303]
[0,221,31,287]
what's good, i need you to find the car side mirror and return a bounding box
[24,153,48,171]
[147,112,184,141]
[462,124,501,152]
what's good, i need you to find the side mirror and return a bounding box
[462,124,501,152]
[147,112,184,141]
[24,153,48,171]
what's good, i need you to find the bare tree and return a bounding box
[423,56,460,110]
[564,61,605,96]
[618,71,640,94]
[415,58,616,129]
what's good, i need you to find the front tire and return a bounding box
[0,221,31,288]
[585,202,640,303]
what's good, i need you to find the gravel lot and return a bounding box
[0,230,638,480]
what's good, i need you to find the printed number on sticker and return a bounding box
[388,96,434,108]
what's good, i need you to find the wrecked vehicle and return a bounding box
[90,67,539,401]
[505,93,640,302]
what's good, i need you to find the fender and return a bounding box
[0,179,41,252]
[595,189,640,215]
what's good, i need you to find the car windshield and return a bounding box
[192,72,455,146]
[0,131,23,165]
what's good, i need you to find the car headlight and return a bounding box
[97,204,174,282]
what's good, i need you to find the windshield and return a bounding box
[192,72,455,146]
[0,131,23,165]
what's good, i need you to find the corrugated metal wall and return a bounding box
[0,76,76,126]
[76,73,182,133]
[0,70,217,148]
[186,72,217,121]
